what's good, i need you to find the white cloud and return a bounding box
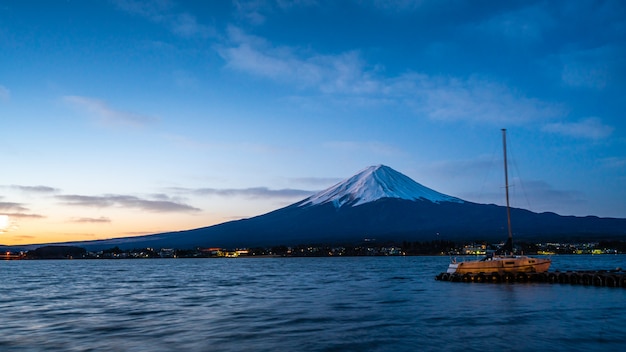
[559,45,623,90]
[561,61,608,90]
[233,0,267,25]
[369,0,425,12]
[57,194,201,213]
[508,179,586,216]
[233,0,319,25]
[0,202,29,213]
[397,74,564,124]
[0,202,45,220]
[70,217,112,224]
[192,187,313,199]
[111,0,173,18]
[170,12,211,37]
[112,0,213,37]
[0,85,10,102]
[6,185,60,193]
[219,28,564,125]
[167,186,314,201]
[473,3,550,43]
[219,27,381,94]
[542,117,614,139]
[63,95,157,127]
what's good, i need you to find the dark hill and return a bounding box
[27,165,626,251]
[71,198,625,251]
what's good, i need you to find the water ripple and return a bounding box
[1,256,625,351]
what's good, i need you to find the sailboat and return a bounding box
[446,129,551,275]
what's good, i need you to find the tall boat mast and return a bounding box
[502,129,513,252]
[442,128,552,275]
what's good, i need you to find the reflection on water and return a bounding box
[1,255,624,351]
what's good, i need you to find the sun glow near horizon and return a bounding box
[0,215,9,233]
[0,195,281,246]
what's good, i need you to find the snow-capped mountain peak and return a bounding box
[299,165,463,208]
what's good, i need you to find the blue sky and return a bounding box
[1,0,625,245]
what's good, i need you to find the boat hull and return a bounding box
[448,256,551,274]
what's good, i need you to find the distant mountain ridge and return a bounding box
[15,165,626,250]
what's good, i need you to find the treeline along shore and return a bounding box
[5,239,626,260]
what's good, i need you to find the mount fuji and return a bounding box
[299,165,462,208]
[49,165,626,250]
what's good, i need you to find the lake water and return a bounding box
[1,255,625,351]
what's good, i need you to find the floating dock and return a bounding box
[435,270,626,288]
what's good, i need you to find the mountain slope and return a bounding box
[299,165,463,207]
[38,165,626,250]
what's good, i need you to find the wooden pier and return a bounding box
[435,270,626,288]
